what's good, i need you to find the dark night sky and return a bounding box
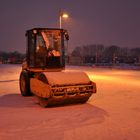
[0,0,140,53]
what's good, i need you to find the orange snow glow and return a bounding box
[89,75,113,80]
[88,69,140,87]
[0,65,140,140]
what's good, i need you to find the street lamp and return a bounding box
[59,10,69,28]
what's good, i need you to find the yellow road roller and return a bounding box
[19,28,96,107]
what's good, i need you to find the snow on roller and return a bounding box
[30,72,96,106]
[19,28,96,107]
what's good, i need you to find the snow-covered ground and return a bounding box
[0,64,140,140]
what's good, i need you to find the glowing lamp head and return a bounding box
[61,13,69,18]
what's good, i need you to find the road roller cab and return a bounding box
[23,28,69,71]
[19,28,96,107]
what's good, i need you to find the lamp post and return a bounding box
[59,10,69,28]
